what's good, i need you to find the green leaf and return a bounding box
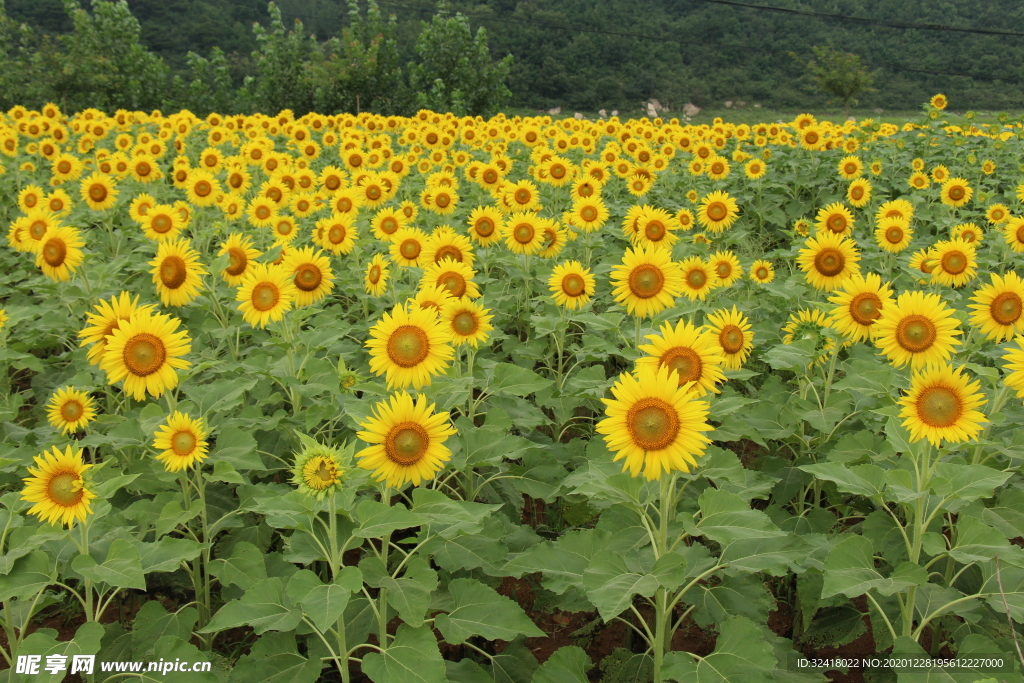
[721,535,821,575]
[136,537,202,573]
[435,577,543,645]
[199,577,302,635]
[931,463,1011,502]
[821,536,926,599]
[582,552,659,622]
[18,621,104,683]
[487,362,554,397]
[532,646,591,683]
[410,488,501,538]
[363,556,437,628]
[799,605,867,648]
[131,600,199,656]
[663,616,776,682]
[71,538,146,590]
[692,574,772,628]
[361,624,446,683]
[228,632,322,683]
[502,529,605,594]
[186,376,258,415]
[0,550,53,601]
[211,426,265,471]
[949,516,1022,564]
[355,499,425,538]
[286,566,362,633]
[210,541,267,590]
[800,462,886,497]
[421,532,508,575]
[688,488,784,545]
[763,339,816,371]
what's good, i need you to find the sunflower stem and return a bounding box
[377,485,391,650]
[651,473,676,683]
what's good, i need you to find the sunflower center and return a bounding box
[230,173,243,188]
[379,217,399,235]
[948,186,965,201]
[685,268,707,290]
[850,186,864,200]
[366,186,381,200]
[474,218,495,237]
[645,220,665,241]
[895,314,937,352]
[294,264,322,292]
[387,326,429,367]
[625,397,680,451]
[226,247,247,276]
[581,206,598,222]
[562,273,586,297]
[629,264,665,298]
[251,282,280,311]
[400,239,421,260]
[152,214,173,234]
[171,430,197,456]
[827,214,848,233]
[43,239,67,267]
[514,188,531,204]
[885,226,904,243]
[160,255,187,289]
[255,205,271,220]
[715,262,731,278]
[57,161,71,174]
[719,325,745,354]
[194,180,212,197]
[29,220,47,240]
[850,292,882,325]
[435,245,462,263]
[337,198,354,213]
[844,163,857,175]
[88,184,107,202]
[368,265,382,284]
[990,292,1023,325]
[323,224,344,245]
[385,422,430,465]
[453,311,478,336]
[513,223,535,244]
[435,193,451,208]
[706,202,727,222]
[47,472,83,507]
[61,400,83,422]
[483,169,498,184]
[814,248,845,277]
[916,386,962,428]
[276,221,294,236]
[941,250,967,275]
[136,162,151,176]
[123,333,166,376]
[661,347,702,384]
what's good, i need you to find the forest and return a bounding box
[2,0,1024,116]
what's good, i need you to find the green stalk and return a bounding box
[652,473,676,683]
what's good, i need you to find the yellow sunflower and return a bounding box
[696,191,739,233]
[930,238,977,288]
[968,271,1024,342]
[908,172,931,190]
[571,197,610,233]
[815,202,855,237]
[677,256,715,302]
[35,225,85,282]
[632,207,679,249]
[315,215,358,255]
[908,248,938,283]
[219,233,262,286]
[744,158,767,179]
[827,272,894,343]
[365,253,390,296]
[952,222,983,243]
[930,94,948,110]
[370,207,407,242]
[676,208,695,231]
[874,218,913,253]
[1003,217,1024,253]
[705,306,753,370]
[409,284,454,316]
[423,229,475,268]
[78,292,154,366]
[797,232,861,292]
[140,204,184,242]
[610,245,684,317]
[184,169,220,207]
[877,199,913,224]
[291,438,349,499]
[549,260,596,310]
[235,263,297,328]
[874,291,962,370]
[247,196,279,229]
[79,172,117,211]
[1001,337,1024,399]
[940,177,972,207]
[153,411,209,472]
[846,178,872,208]
[21,445,95,527]
[986,204,1010,225]
[283,246,335,307]
[899,364,986,446]
[709,250,742,288]
[47,387,97,435]
[150,239,206,307]
[750,259,774,284]
[837,155,863,180]
[636,320,725,396]
[366,304,454,389]
[356,391,456,488]
[389,228,428,268]
[504,211,546,255]
[440,298,493,348]
[466,206,505,247]
[596,364,713,481]
[100,310,192,401]
[782,308,837,367]
[503,179,541,212]
[420,258,481,300]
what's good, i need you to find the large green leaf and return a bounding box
[130,600,199,657]
[410,488,501,538]
[486,363,554,397]
[211,425,265,471]
[136,537,203,573]
[821,535,926,599]
[361,556,437,628]
[286,566,362,633]
[362,624,446,683]
[0,550,53,601]
[209,540,267,590]
[686,488,784,545]
[931,463,1011,502]
[200,577,303,635]
[435,578,543,644]
[71,538,146,590]
[799,462,886,497]
[228,632,323,683]
[662,616,776,682]
[17,621,104,683]
[502,529,606,594]
[582,552,658,622]
[355,499,426,538]
[532,646,591,683]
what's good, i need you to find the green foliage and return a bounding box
[408,3,512,117]
[797,45,876,114]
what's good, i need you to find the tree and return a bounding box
[408,2,512,117]
[797,45,875,116]
[245,1,314,115]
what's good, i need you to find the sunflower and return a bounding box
[291,438,349,499]
[466,206,505,247]
[1003,217,1024,253]
[930,94,948,110]
[846,178,872,208]
[968,271,1024,342]
[709,250,742,288]
[271,216,299,245]
[952,223,983,243]
[908,172,931,190]
[697,191,739,233]
[235,263,297,328]
[985,204,1010,225]
[17,185,44,212]
[219,233,262,286]
[78,292,154,366]
[797,232,861,292]
[900,364,986,446]
[366,304,454,389]
[47,387,96,435]
[0,309,7,331]
[940,177,972,207]
[610,245,683,318]
[877,199,913,224]
[247,196,279,229]
[548,260,596,310]
[828,272,894,343]
[45,189,72,217]
[79,172,117,211]
[750,259,774,284]
[369,207,405,243]
[632,207,679,249]
[423,229,475,268]
[636,320,725,396]
[537,219,566,259]
[744,158,767,179]
[21,446,95,527]
[596,364,713,480]
[100,310,192,400]
[153,412,209,472]
[410,284,454,316]
[929,238,977,288]
[184,169,220,207]
[502,179,541,212]
[150,239,206,307]
[504,211,546,255]
[420,258,481,300]
[815,202,855,237]
[283,246,335,307]
[440,298,493,348]
[356,391,456,488]
[705,306,753,370]
[139,204,184,242]
[875,219,913,253]
[130,156,161,183]
[365,253,390,296]
[874,291,961,370]
[676,208,695,231]
[571,197,610,233]
[386,228,425,268]
[1002,337,1024,399]
[782,308,836,367]
[837,155,863,180]
[36,225,84,281]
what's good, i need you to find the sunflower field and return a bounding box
[0,97,1023,683]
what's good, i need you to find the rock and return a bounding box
[646,103,657,117]
[611,110,618,116]
[548,107,561,115]
[683,103,701,117]
[574,112,583,120]
[724,101,733,108]
[650,98,663,112]
[598,109,607,118]
[753,103,761,108]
